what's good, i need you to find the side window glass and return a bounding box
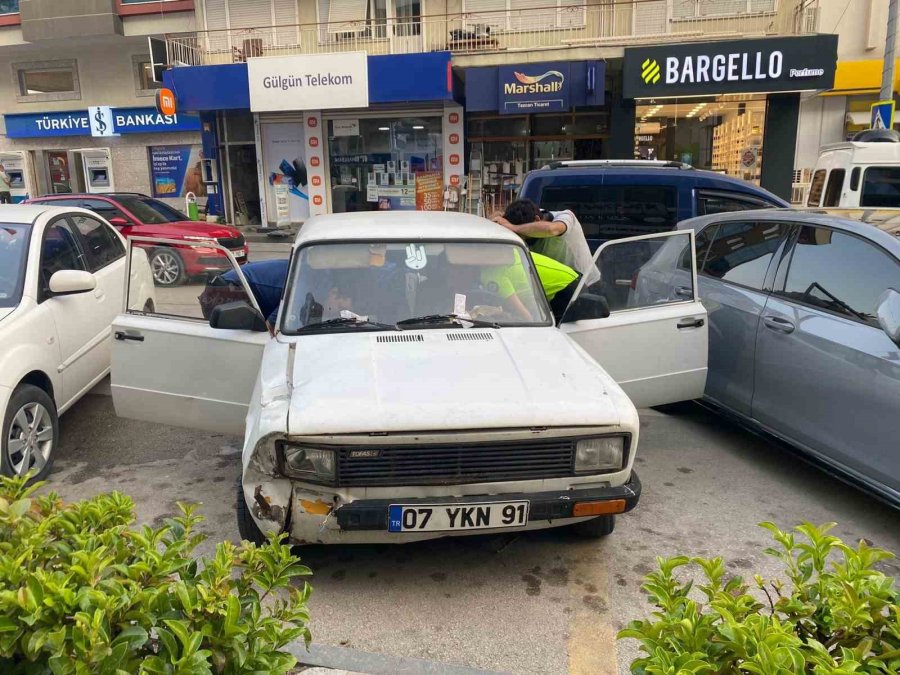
[780,226,900,327]
[698,193,767,216]
[70,214,125,271]
[822,169,846,207]
[680,224,718,271]
[850,167,860,191]
[539,184,677,240]
[701,221,790,291]
[575,232,695,316]
[127,239,257,322]
[83,199,128,222]
[806,169,826,207]
[40,219,86,297]
[861,167,900,207]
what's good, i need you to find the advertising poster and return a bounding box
[261,122,309,224]
[149,145,205,199]
[415,171,444,211]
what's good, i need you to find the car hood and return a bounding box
[285,327,621,435]
[130,221,242,240]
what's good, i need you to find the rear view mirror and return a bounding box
[209,301,268,332]
[48,270,96,296]
[563,293,610,323]
[876,288,900,346]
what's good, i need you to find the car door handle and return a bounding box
[675,286,693,299]
[677,317,705,329]
[114,331,144,342]
[763,316,795,334]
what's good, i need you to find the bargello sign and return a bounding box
[623,35,837,99]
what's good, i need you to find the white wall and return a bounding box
[819,0,889,61]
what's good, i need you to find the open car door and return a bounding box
[560,230,707,408]
[112,237,269,436]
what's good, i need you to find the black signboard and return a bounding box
[623,35,837,99]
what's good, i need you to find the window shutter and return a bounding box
[557,0,586,29]
[634,0,666,35]
[464,0,508,30]
[203,0,229,51]
[509,0,556,31]
[273,0,299,45]
[672,0,695,19]
[702,0,750,15]
[750,0,775,11]
[327,0,369,33]
[227,0,271,30]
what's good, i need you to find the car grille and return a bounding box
[335,438,577,487]
[216,234,245,249]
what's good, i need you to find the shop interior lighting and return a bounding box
[378,126,390,131]
[412,125,425,130]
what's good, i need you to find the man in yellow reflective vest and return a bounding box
[481,248,581,323]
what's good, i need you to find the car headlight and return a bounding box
[575,436,625,473]
[182,235,217,244]
[281,445,336,482]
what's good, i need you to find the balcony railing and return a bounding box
[165,1,820,67]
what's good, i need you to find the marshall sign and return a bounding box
[623,35,837,99]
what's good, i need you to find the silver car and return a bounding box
[661,209,900,507]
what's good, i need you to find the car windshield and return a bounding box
[0,224,31,309]
[116,196,188,224]
[281,241,552,333]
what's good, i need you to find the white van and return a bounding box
[806,139,900,208]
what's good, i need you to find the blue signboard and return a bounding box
[498,62,570,114]
[3,107,202,138]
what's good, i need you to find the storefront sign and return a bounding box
[623,35,838,98]
[304,112,328,217]
[248,53,369,112]
[3,107,202,138]
[149,145,205,199]
[871,100,895,129]
[443,104,464,190]
[498,62,570,114]
[332,119,360,136]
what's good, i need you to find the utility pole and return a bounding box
[882,0,900,101]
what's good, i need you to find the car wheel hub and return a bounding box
[6,402,53,476]
[152,252,179,284]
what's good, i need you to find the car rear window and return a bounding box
[861,167,900,207]
[537,184,677,240]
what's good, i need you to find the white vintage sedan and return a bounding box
[111,213,707,545]
[0,205,155,480]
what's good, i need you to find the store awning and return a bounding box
[822,59,900,96]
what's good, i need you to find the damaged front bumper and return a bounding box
[251,472,642,545]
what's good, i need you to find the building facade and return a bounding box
[1,0,831,223]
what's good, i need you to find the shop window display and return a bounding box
[327,117,443,212]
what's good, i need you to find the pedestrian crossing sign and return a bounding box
[870,100,895,130]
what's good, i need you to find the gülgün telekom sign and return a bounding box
[248,52,369,112]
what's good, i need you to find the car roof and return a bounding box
[678,208,900,252]
[31,192,147,200]
[525,164,784,198]
[0,204,54,223]
[295,211,522,246]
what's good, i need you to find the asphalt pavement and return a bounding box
[41,241,900,674]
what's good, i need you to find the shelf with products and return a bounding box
[711,110,764,183]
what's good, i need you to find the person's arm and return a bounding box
[504,292,533,321]
[492,214,566,239]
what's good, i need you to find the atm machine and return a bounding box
[72,148,114,193]
[0,151,35,202]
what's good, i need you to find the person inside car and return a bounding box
[491,198,600,286]
[199,258,290,332]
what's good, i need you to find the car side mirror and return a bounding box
[563,292,610,323]
[209,300,268,332]
[48,270,96,296]
[108,216,129,227]
[876,288,900,346]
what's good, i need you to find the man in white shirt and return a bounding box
[492,198,601,286]
[0,165,11,204]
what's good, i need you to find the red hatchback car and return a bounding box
[26,193,249,286]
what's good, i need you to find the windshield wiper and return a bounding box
[396,314,500,329]
[297,316,395,332]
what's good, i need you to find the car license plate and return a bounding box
[231,249,246,259]
[388,501,529,533]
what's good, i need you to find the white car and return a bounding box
[111,213,707,544]
[0,205,155,480]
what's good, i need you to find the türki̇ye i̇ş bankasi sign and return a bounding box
[3,107,202,138]
[248,52,369,112]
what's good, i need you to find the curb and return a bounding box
[288,643,510,675]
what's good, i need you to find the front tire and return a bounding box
[236,480,266,545]
[149,248,185,287]
[1,384,59,482]
[569,514,615,538]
